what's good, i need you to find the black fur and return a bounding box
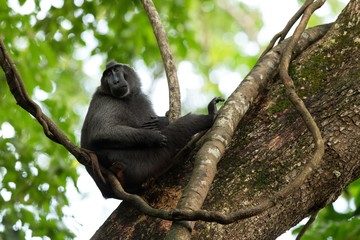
[81,61,224,197]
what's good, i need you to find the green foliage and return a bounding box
[293,179,360,240]
[0,1,85,239]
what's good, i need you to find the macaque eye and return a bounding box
[104,70,111,77]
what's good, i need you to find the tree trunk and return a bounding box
[92,1,360,239]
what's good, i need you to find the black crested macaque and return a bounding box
[81,61,224,197]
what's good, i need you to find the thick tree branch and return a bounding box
[167,0,328,236]
[166,23,331,238]
[141,0,181,121]
[103,24,331,227]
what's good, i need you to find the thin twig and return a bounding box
[260,0,314,58]
[295,210,319,240]
[141,0,181,121]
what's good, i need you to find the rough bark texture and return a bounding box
[194,2,360,239]
[91,1,360,239]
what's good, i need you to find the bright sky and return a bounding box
[4,0,349,239]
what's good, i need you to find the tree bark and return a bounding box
[91,1,360,239]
